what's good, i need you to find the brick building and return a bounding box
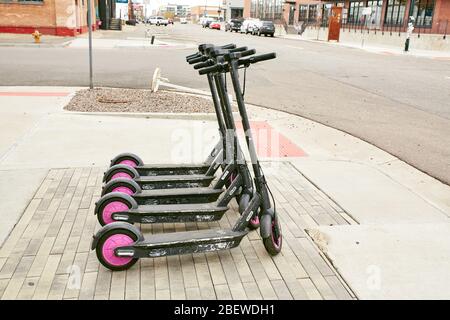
[0,0,113,36]
[190,5,222,21]
[244,0,450,34]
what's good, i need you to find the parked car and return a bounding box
[252,20,275,37]
[201,17,214,28]
[180,17,188,24]
[209,21,221,30]
[148,16,168,26]
[225,19,242,32]
[240,18,260,34]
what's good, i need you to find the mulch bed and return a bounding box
[64,88,220,113]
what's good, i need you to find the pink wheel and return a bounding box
[118,159,138,168]
[111,186,134,196]
[101,178,141,197]
[96,229,138,271]
[100,201,129,225]
[263,216,282,255]
[102,234,134,266]
[110,171,133,181]
[249,215,260,230]
[270,220,282,250]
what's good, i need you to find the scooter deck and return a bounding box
[135,174,214,190]
[135,163,210,176]
[133,187,223,205]
[113,203,228,223]
[120,229,248,258]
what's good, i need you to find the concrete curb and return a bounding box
[0,40,72,48]
[66,111,224,121]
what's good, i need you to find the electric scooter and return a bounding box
[91,48,282,271]
[94,47,257,226]
[102,43,236,188]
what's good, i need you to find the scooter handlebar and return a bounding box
[193,59,214,70]
[188,55,208,64]
[198,63,223,75]
[239,52,277,65]
[186,52,201,61]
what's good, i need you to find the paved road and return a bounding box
[1,24,449,184]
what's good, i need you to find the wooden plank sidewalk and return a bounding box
[0,162,355,300]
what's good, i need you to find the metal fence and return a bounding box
[307,18,448,39]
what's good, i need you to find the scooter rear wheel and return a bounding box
[102,178,141,196]
[263,215,282,255]
[110,153,144,168]
[103,165,140,184]
[96,228,138,271]
[97,195,135,226]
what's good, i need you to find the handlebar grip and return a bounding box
[229,46,248,53]
[249,52,276,63]
[198,64,222,75]
[193,59,214,70]
[221,43,235,49]
[240,49,256,58]
[188,56,207,64]
[186,53,200,61]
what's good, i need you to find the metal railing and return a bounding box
[303,17,448,39]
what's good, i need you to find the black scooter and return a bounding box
[102,44,234,189]
[94,47,257,226]
[91,48,282,271]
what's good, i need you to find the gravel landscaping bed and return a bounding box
[64,88,221,113]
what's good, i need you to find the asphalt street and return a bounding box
[1,23,449,184]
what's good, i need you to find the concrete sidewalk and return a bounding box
[0,86,449,299]
[0,33,73,48]
[281,34,450,60]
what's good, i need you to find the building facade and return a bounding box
[190,5,222,21]
[223,0,245,20]
[244,0,450,34]
[0,0,122,36]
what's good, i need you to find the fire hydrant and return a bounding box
[31,30,41,44]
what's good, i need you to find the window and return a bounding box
[308,5,317,22]
[250,0,257,18]
[298,5,308,22]
[348,1,365,24]
[384,0,407,26]
[412,0,435,27]
[274,0,282,19]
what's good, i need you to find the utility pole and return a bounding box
[87,0,93,89]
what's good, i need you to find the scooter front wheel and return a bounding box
[96,228,139,271]
[262,214,282,255]
[248,212,260,230]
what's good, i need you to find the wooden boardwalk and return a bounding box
[0,162,355,300]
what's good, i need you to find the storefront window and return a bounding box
[274,0,283,19]
[308,5,317,22]
[384,0,407,26]
[366,0,383,28]
[299,5,308,22]
[412,0,435,27]
[348,1,365,24]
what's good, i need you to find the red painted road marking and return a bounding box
[0,92,69,97]
[235,121,307,158]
